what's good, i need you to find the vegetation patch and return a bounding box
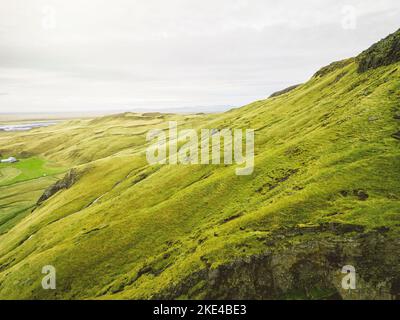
[0,157,64,187]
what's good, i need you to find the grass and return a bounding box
[0,31,398,299]
[0,158,65,236]
[0,157,65,186]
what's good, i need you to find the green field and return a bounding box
[0,158,65,236]
[0,29,399,300]
[0,157,64,186]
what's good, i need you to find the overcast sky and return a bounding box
[0,0,399,113]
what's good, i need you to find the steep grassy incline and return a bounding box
[0,32,399,299]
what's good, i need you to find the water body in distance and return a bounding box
[0,121,58,132]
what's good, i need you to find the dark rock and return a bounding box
[326,212,344,217]
[392,131,400,140]
[354,190,369,201]
[36,169,79,206]
[162,253,170,260]
[358,28,400,72]
[269,84,302,98]
[339,190,349,197]
[221,213,243,224]
[327,223,365,233]
[314,59,354,78]
[391,278,400,299]
[153,231,400,300]
[374,226,390,234]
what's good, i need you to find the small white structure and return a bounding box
[1,157,18,163]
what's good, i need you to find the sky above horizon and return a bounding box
[0,0,399,113]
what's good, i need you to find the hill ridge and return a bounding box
[0,29,399,300]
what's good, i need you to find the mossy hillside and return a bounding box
[0,176,60,235]
[0,36,399,299]
[0,113,211,167]
[358,28,400,72]
[0,158,65,235]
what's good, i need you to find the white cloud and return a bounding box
[0,0,399,112]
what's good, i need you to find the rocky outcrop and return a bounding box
[357,29,400,73]
[269,84,302,98]
[313,59,354,78]
[153,227,400,300]
[36,169,79,206]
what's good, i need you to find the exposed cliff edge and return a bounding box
[357,29,400,73]
[36,169,79,206]
[269,84,302,98]
[153,228,400,300]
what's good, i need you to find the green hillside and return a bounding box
[0,30,399,300]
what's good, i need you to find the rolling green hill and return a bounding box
[0,29,399,300]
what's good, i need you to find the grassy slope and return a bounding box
[0,158,64,187]
[0,38,399,299]
[0,156,65,235]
